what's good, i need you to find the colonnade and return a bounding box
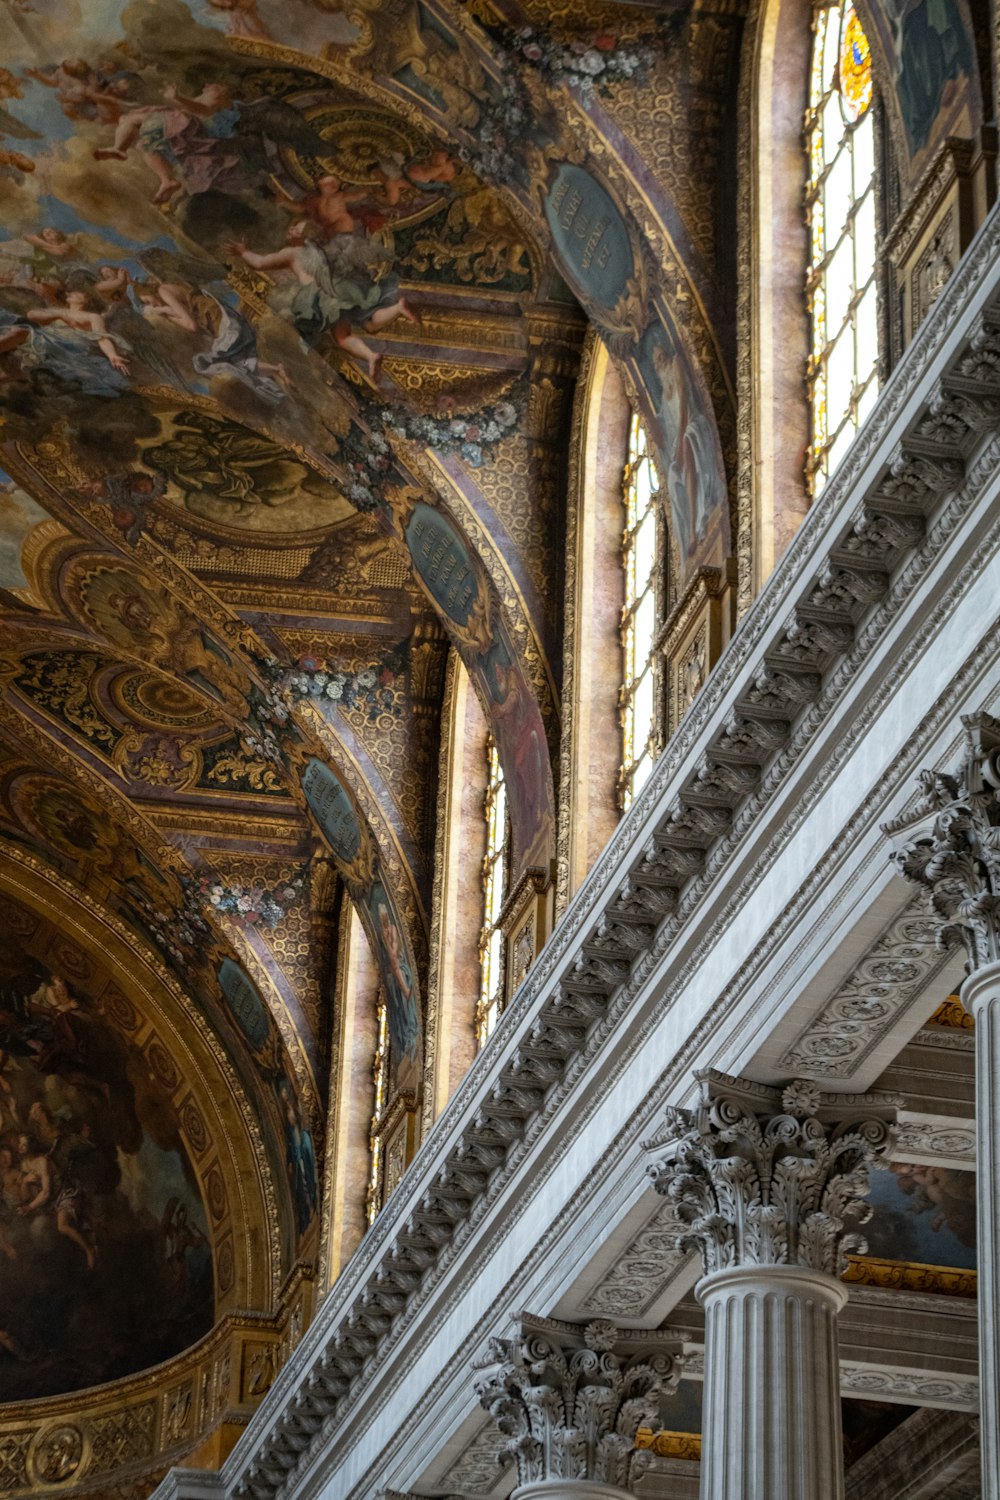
[467,709,1000,1500]
[472,1074,897,1500]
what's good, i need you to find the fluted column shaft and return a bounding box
[884,712,1000,1491]
[961,962,1000,1490]
[646,1072,896,1500]
[512,1483,634,1500]
[698,1265,847,1500]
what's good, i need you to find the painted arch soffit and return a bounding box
[0,499,431,1092]
[347,0,737,576]
[0,0,567,895]
[0,707,314,1177]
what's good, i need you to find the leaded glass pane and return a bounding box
[806,0,879,495]
[477,737,509,1047]
[619,413,663,810]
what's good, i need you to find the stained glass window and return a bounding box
[805,0,878,493]
[619,412,661,809]
[477,736,509,1047]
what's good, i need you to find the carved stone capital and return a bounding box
[473,1314,682,1490]
[644,1070,898,1277]
[884,710,1000,971]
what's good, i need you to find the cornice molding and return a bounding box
[171,201,1000,1500]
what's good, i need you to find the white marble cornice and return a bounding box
[157,202,1000,1500]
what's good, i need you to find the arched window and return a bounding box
[365,994,389,1225]
[619,412,661,809]
[805,0,878,494]
[477,735,509,1046]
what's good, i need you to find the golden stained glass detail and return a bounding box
[839,6,873,121]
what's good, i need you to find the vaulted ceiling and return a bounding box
[0,0,750,1323]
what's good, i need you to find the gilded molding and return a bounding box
[734,0,759,617]
[635,1428,702,1462]
[0,1282,312,1500]
[420,647,462,1136]
[929,996,974,1028]
[842,1255,977,1298]
[556,326,599,919]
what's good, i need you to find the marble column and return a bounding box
[646,1072,898,1500]
[473,1314,683,1500]
[886,708,1000,1492]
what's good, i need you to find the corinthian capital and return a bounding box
[473,1314,682,1489]
[884,710,1000,970]
[645,1071,898,1278]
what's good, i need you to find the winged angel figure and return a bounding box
[93,83,330,207]
[226,221,419,381]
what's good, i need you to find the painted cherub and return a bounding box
[225,220,420,382]
[272,173,368,238]
[205,0,270,37]
[405,147,458,187]
[25,59,133,127]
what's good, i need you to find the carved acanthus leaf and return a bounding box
[645,1070,898,1277]
[884,710,1000,970]
[473,1316,682,1487]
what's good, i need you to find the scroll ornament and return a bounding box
[645,1072,897,1278]
[473,1316,681,1488]
[884,710,1000,970]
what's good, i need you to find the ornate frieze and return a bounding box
[433,1423,508,1496]
[779,895,954,1076]
[894,1114,976,1165]
[884,710,1000,970]
[473,1315,682,1490]
[838,1364,978,1411]
[580,1199,691,1319]
[223,211,1000,1500]
[645,1071,898,1276]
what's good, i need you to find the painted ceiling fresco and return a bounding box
[0,895,213,1402]
[0,0,985,1420]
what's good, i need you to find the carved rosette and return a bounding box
[645,1072,898,1278]
[884,710,1000,971]
[473,1315,682,1489]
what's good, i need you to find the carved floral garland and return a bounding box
[333,380,526,511]
[198,865,310,928]
[259,651,406,722]
[130,862,311,965]
[378,389,524,469]
[507,26,654,95]
[336,422,394,512]
[459,27,658,184]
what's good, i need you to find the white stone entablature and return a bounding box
[155,200,1000,1500]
